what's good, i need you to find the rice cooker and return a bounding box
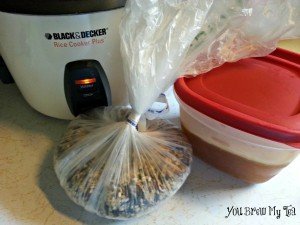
[0,0,127,120]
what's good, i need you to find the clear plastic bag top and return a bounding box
[120,0,299,117]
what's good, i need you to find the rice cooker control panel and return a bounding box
[64,60,111,116]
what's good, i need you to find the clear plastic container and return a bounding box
[175,48,300,183]
[177,98,299,183]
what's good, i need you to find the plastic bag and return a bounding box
[55,107,192,219]
[54,0,299,220]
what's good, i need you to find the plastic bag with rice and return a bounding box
[54,0,300,219]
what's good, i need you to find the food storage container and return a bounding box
[174,48,300,183]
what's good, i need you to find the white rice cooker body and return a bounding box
[0,3,127,119]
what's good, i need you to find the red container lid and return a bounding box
[175,48,300,148]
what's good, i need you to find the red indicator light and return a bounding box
[75,78,96,85]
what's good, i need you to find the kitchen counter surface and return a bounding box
[1,82,300,225]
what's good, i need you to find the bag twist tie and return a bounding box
[126,112,141,128]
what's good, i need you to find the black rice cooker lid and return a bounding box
[0,0,126,15]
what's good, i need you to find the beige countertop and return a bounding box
[1,82,300,225]
[278,39,300,53]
